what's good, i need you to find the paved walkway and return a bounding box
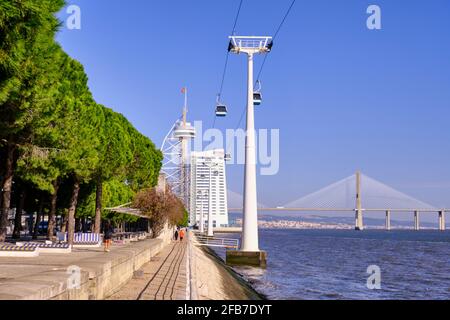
[108,239,188,300]
[0,237,167,300]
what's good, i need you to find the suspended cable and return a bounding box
[212,0,244,129]
[218,0,243,97]
[255,0,297,83]
[235,107,246,130]
[234,0,297,130]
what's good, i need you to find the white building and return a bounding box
[190,149,229,228]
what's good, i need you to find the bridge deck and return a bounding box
[228,208,449,213]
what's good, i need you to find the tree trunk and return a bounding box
[12,188,26,239]
[61,214,68,233]
[33,199,44,240]
[0,144,16,242]
[67,177,80,245]
[83,218,89,233]
[94,177,103,234]
[75,218,82,233]
[47,179,59,240]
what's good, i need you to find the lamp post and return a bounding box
[203,159,219,237]
[197,190,205,233]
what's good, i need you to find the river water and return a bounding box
[214,229,450,300]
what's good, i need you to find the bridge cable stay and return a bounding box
[106,174,439,214]
[227,188,269,209]
[360,174,437,210]
[234,0,297,130]
[283,174,438,211]
[284,175,356,210]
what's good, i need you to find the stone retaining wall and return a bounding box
[53,238,166,300]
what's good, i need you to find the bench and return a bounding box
[137,232,149,240]
[17,242,71,254]
[0,245,39,257]
[73,233,102,248]
[56,232,102,248]
[111,232,148,245]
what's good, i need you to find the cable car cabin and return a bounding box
[215,105,228,117]
[253,92,262,106]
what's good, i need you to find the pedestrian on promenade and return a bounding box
[179,228,185,242]
[174,229,179,241]
[104,221,113,252]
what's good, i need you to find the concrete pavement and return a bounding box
[108,240,188,300]
[0,238,167,300]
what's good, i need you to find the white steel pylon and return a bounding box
[228,36,272,252]
[160,88,195,210]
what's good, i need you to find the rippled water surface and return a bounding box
[215,229,450,300]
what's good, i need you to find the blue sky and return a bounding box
[56,0,450,210]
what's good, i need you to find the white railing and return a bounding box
[195,235,239,250]
[229,36,272,51]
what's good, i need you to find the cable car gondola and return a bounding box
[253,80,262,106]
[215,104,228,117]
[253,92,262,106]
[215,95,228,117]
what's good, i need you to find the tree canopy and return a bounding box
[0,1,164,243]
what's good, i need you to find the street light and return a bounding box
[196,190,206,233]
[203,159,219,237]
[228,36,272,253]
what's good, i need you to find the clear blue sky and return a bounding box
[56,0,450,209]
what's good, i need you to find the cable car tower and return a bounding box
[160,88,196,210]
[226,36,272,267]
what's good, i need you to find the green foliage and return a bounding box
[0,0,65,105]
[77,179,135,219]
[95,108,133,182]
[0,0,65,132]
[179,209,189,228]
[126,125,163,191]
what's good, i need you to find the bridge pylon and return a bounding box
[439,211,446,231]
[355,171,364,230]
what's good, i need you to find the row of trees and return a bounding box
[0,1,164,244]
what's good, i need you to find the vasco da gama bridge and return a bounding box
[229,172,448,231]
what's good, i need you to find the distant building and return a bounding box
[189,149,229,228]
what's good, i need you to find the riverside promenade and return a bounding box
[109,231,263,300]
[0,230,262,300]
[0,231,172,300]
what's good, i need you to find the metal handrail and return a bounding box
[195,235,239,250]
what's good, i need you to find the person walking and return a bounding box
[179,228,185,242]
[174,229,179,241]
[103,221,113,252]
